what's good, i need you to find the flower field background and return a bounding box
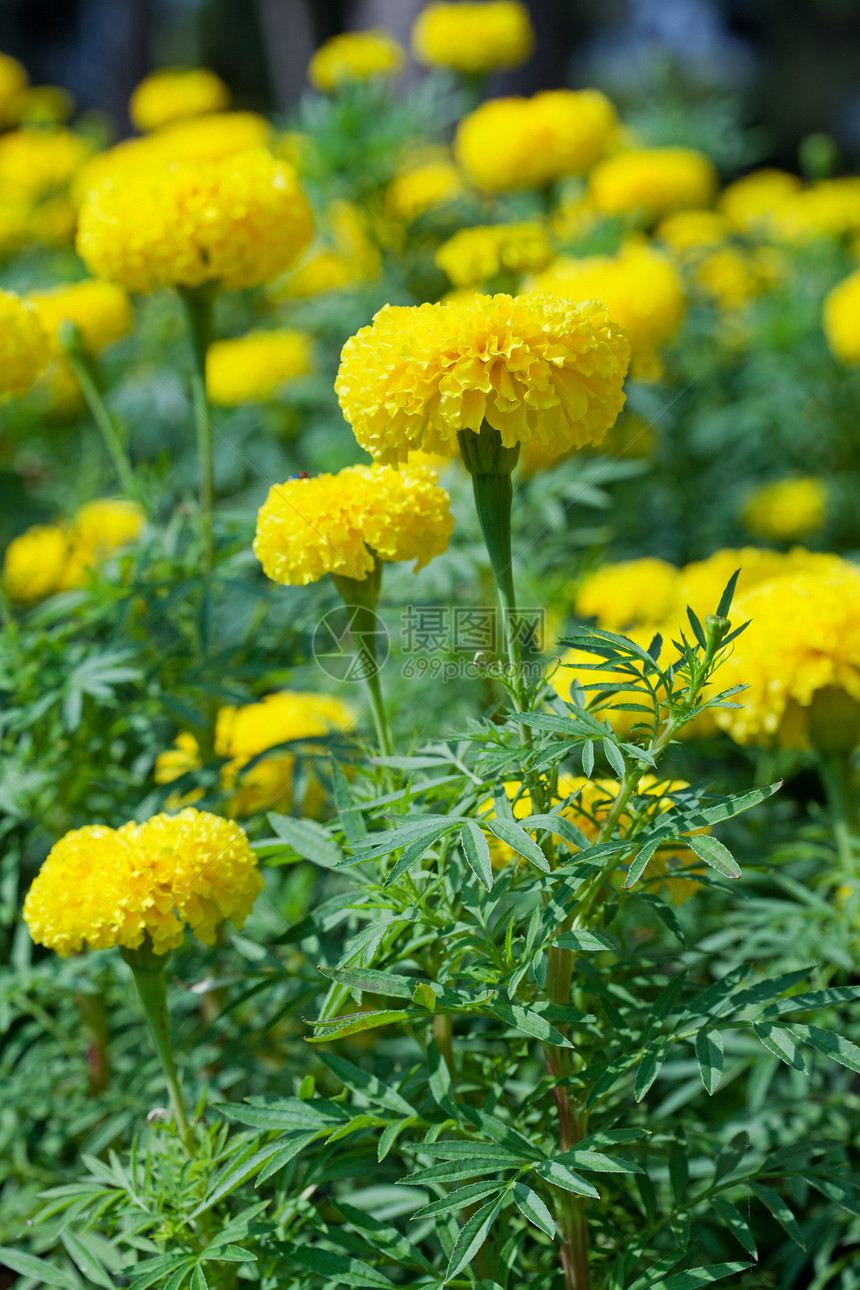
[1,3,860,1288]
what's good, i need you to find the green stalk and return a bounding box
[178,283,219,571]
[60,329,137,498]
[331,560,393,757]
[121,945,194,1155]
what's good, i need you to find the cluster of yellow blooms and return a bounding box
[2,499,145,603]
[77,148,313,294]
[823,268,860,365]
[129,67,231,132]
[276,199,381,298]
[742,477,828,541]
[254,464,454,587]
[0,289,50,396]
[206,329,314,406]
[28,278,133,356]
[436,221,553,287]
[589,146,719,220]
[412,1,534,74]
[156,691,356,816]
[336,292,630,463]
[308,28,405,92]
[23,808,263,956]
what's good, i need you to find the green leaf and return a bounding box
[461,820,493,890]
[306,1008,417,1043]
[522,813,591,849]
[412,1180,504,1220]
[60,1231,115,1288]
[484,819,550,871]
[623,838,662,890]
[317,965,417,1000]
[444,1195,503,1282]
[668,782,781,833]
[383,825,452,888]
[534,1159,599,1198]
[695,1029,724,1094]
[255,1132,320,1184]
[582,740,595,776]
[713,1197,756,1257]
[331,756,367,843]
[759,986,860,1017]
[649,1262,752,1290]
[635,1042,668,1101]
[420,1141,526,1165]
[794,1023,860,1073]
[554,930,616,952]
[512,1182,556,1237]
[750,1183,805,1248]
[490,1002,574,1048]
[0,1247,78,1288]
[752,1022,807,1072]
[190,1269,210,1290]
[294,1246,394,1288]
[561,1148,643,1174]
[602,738,626,776]
[681,834,741,880]
[188,1142,291,1219]
[716,570,741,618]
[268,814,344,868]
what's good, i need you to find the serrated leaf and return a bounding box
[445,1195,503,1282]
[60,1231,115,1288]
[191,1268,209,1290]
[750,1183,805,1247]
[534,1159,599,1198]
[582,740,595,776]
[716,570,741,618]
[682,833,741,879]
[412,1180,503,1220]
[635,1042,667,1101]
[602,738,626,776]
[695,1029,724,1094]
[383,825,452,888]
[794,1023,860,1073]
[0,1247,78,1288]
[561,1148,643,1174]
[306,1008,416,1043]
[713,1197,756,1256]
[490,1002,573,1047]
[268,814,344,868]
[294,1246,394,1288]
[317,965,417,1000]
[649,1261,752,1290]
[752,1023,807,1072]
[623,837,661,890]
[461,820,493,890]
[484,819,550,871]
[554,930,616,952]
[512,1182,556,1237]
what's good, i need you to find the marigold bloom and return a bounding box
[72,498,145,552]
[768,178,860,243]
[455,89,616,193]
[0,127,92,200]
[75,112,270,199]
[692,245,779,312]
[157,692,356,816]
[0,289,49,396]
[274,199,380,299]
[336,292,630,464]
[576,557,680,631]
[77,149,313,293]
[309,29,405,92]
[130,67,230,132]
[527,242,685,358]
[206,329,313,405]
[0,51,28,125]
[2,523,69,603]
[28,279,133,355]
[718,168,801,232]
[412,2,534,74]
[823,267,860,364]
[386,156,463,222]
[254,464,453,586]
[742,477,827,542]
[436,221,552,287]
[23,808,263,957]
[712,563,860,748]
[589,147,718,220]
[657,208,731,253]
[2,498,144,603]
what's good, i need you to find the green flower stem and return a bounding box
[121,946,194,1155]
[75,991,110,1096]
[178,283,219,572]
[433,1013,455,1076]
[63,343,137,499]
[331,560,394,757]
[817,751,860,876]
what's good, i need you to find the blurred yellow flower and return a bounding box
[2,498,144,603]
[309,29,405,92]
[412,2,534,74]
[336,292,629,464]
[23,809,263,957]
[77,149,313,293]
[742,477,827,542]
[527,241,685,360]
[28,279,133,355]
[657,208,731,253]
[436,220,552,286]
[254,463,453,586]
[206,329,313,405]
[589,147,718,220]
[0,51,28,125]
[718,168,801,233]
[455,89,616,192]
[386,155,463,222]
[575,557,680,630]
[0,127,92,201]
[0,289,49,396]
[274,199,380,298]
[130,67,230,132]
[767,178,860,243]
[823,267,860,363]
[71,498,145,552]
[692,245,777,311]
[2,523,69,603]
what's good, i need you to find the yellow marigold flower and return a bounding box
[24,809,263,957]
[712,562,860,749]
[527,242,685,357]
[274,198,380,299]
[336,292,630,464]
[767,178,860,243]
[436,221,552,287]
[254,464,453,586]
[576,557,680,631]
[28,279,133,355]
[455,89,616,193]
[692,245,766,311]
[30,195,77,246]
[412,1,534,74]
[675,547,842,627]
[741,477,827,542]
[0,51,28,125]
[2,523,69,603]
[823,267,860,364]
[309,29,405,92]
[386,155,463,222]
[77,149,313,293]
[657,208,731,253]
[72,497,145,552]
[0,289,49,396]
[0,127,91,200]
[73,112,271,200]
[718,168,801,232]
[590,147,718,221]
[206,329,313,405]
[0,196,32,256]
[130,67,230,132]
